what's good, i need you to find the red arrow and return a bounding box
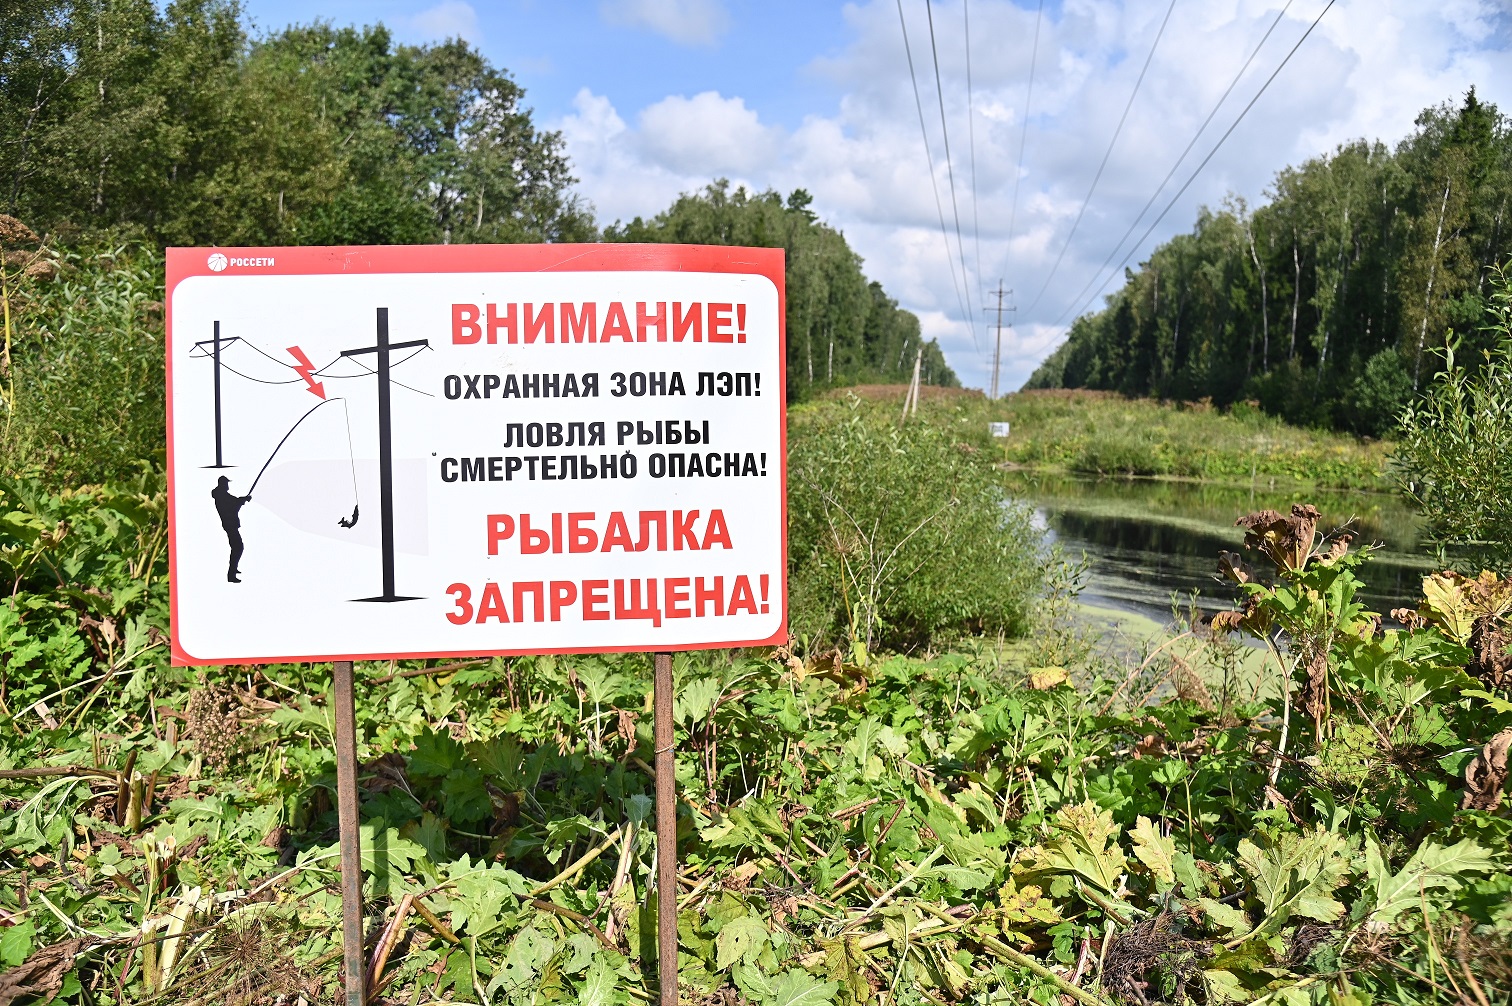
[286,346,326,399]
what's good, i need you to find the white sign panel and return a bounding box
[166,244,787,664]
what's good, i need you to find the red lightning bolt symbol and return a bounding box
[286,346,326,399]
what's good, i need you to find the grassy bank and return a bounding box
[996,389,1390,488]
[829,387,1392,490]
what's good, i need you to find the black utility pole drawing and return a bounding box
[193,321,240,467]
[341,308,428,602]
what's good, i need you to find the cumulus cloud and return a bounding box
[558,0,1512,391]
[402,0,482,44]
[600,0,730,47]
[637,93,782,176]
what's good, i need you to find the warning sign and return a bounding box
[165,244,787,664]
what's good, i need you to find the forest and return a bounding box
[1026,90,1512,435]
[0,0,954,406]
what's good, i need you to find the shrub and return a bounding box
[0,242,166,486]
[786,396,1046,652]
[1073,432,1163,476]
[1346,348,1413,436]
[1395,262,1512,573]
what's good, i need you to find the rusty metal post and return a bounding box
[333,659,365,1006]
[653,652,677,1006]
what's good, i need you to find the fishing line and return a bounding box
[248,397,349,495]
[335,396,362,529]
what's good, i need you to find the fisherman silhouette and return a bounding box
[211,476,251,583]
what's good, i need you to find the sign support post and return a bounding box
[332,659,366,1006]
[654,651,678,1005]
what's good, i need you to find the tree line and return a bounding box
[1027,90,1511,435]
[0,0,955,401]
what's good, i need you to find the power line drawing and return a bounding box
[340,308,429,603]
[186,308,428,593]
[190,322,241,468]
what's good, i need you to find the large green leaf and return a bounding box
[1363,837,1499,932]
[716,915,770,971]
[1236,829,1350,933]
[769,969,840,1006]
[1130,816,1176,889]
[1013,801,1125,893]
[576,955,621,1006]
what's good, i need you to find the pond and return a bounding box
[1007,472,1435,627]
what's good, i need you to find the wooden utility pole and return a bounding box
[901,347,922,420]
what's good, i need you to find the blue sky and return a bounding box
[237,0,1512,392]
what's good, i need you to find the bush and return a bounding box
[1346,348,1413,436]
[786,396,1046,652]
[1395,263,1512,573]
[0,241,165,485]
[1073,432,1163,476]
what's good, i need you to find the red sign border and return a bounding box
[166,243,788,666]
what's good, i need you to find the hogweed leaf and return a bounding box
[716,915,770,970]
[732,961,776,1001]
[769,969,840,1006]
[576,955,621,1006]
[1013,801,1125,893]
[1130,816,1177,889]
[1363,836,1498,932]
[0,920,34,967]
[1237,829,1350,932]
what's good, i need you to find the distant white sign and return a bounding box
[989,422,1011,438]
[166,244,788,664]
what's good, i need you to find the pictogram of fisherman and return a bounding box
[211,476,251,582]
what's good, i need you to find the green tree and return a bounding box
[1,4,591,247]
[1027,90,1511,432]
[606,181,955,401]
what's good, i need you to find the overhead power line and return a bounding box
[1023,0,1179,315]
[1058,0,1338,329]
[924,0,978,349]
[896,0,974,349]
[1054,0,1296,326]
[1001,0,1043,279]
[964,0,983,298]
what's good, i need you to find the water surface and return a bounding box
[1008,473,1433,625]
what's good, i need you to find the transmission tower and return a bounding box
[986,283,1015,399]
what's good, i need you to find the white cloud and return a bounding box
[403,0,482,44]
[599,0,730,47]
[637,93,781,176]
[557,0,1512,392]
